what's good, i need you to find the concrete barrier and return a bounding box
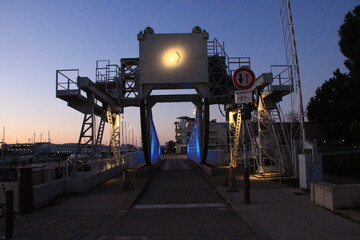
[206,150,226,166]
[311,182,360,210]
[2,159,124,211]
[200,164,232,176]
[33,179,66,208]
[32,159,124,208]
[68,164,122,193]
[125,152,145,167]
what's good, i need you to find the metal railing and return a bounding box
[96,60,121,83]
[270,65,293,86]
[208,38,251,76]
[68,157,123,178]
[56,69,79,92]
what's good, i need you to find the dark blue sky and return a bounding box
[0,0,358,144]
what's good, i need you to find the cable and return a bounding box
[218,104,226,117]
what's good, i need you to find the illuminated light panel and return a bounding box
[168,51,180,63]
[162,48,185,68]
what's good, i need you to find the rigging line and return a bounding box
[218,104,226,117]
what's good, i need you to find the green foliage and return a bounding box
[307,70,352,145]
[322,152,360,179]
[339,5,360,79]
[166,140,176,153]
[307,5,360,146]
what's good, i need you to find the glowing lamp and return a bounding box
[168,51,180,63]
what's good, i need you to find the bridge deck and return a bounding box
[103,158,257,240]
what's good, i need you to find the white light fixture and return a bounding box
[168,51,180,63]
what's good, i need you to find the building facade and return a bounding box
[174,116,195,153]
[208,120,228,151]
[174,116,228,153]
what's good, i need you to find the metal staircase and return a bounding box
[95,115,105,154]
[257,102,294,176]
[245,120,261,172]
[269,107,293,174]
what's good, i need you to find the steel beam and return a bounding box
[77,77,122,113]
[147,94,202,108]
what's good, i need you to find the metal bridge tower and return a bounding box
[55,20,303,178]
[278,0,306,147]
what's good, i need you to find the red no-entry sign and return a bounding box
[232,67,256,90]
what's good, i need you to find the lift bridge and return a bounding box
[56,26,298,176]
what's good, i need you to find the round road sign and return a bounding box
[232,67,256,90]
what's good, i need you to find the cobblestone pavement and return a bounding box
[0,174,145,239]
[1,159,259,240]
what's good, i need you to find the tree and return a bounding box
[339,5,360,79]
[307,5,360,146]
[307,70,352,145]
[285,111,300,122]
[166,140,176,153]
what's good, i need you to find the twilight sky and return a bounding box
[0,0,358,145]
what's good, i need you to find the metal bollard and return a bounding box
[227,166,237,189]
[5,190,14,239]
[18,167,34,214]
[243,144,250,203]
[122,169,134,191]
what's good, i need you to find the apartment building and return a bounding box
[174,116,228,153]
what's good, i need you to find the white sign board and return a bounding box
[235,90,253,104]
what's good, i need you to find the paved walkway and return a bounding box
[1,158,360,240]
[1,159,258,240]
[211,171,360,240]
[0,170,148,239]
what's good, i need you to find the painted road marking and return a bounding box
[98,237,148,240]
[133,203,227,209]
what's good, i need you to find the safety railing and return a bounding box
[270,65,293,87]
[96,60,110,82]
[207,38,226,57]
[56,69,79,92]
[150,119,161,164]
[69,157,123,178]
[208,38,251,76]
[96,60,121,83]
[187,118,201,164]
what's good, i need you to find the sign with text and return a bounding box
[235,90,253,104]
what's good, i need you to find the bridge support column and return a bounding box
[140,99,151,166]
[106,108,121,161]
[75,92,96,162]
[201,98,209,163]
